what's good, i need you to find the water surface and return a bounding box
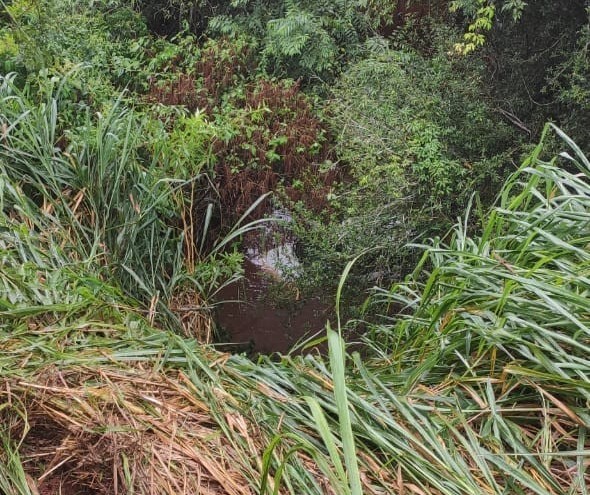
[216,243,330,354]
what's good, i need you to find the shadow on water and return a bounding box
[215,244,332,355]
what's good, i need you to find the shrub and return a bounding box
[212,79,333,223]
[146,37,253,112]
[145,37,335,227]
[140,0,372,80]
[291,36,517,291]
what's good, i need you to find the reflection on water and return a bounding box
[245,242,301,279]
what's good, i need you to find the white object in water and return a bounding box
[246,242,301,279]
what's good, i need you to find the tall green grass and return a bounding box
[0,72,182,310]
[0,71,265,332]
[360,123,590,492]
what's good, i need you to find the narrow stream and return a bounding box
[215,220,331,355]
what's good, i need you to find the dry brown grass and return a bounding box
[169,288,213,342]
[2,363,332,495]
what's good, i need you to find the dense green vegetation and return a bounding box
[0,0,588,493]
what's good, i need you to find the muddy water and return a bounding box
[215,246,331,355]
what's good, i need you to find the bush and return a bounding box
[211,79,333,223]
[291,35,517,291]
[0,0,147,94]
[144,36,335,227]
[139,0,373,80]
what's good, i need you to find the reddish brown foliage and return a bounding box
[195,40,253,112]
[147,39,337,236]
[212,79,336,223]
[147,39,252,113]
[148,72,198,108]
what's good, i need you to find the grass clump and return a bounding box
[0,68,266,340]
